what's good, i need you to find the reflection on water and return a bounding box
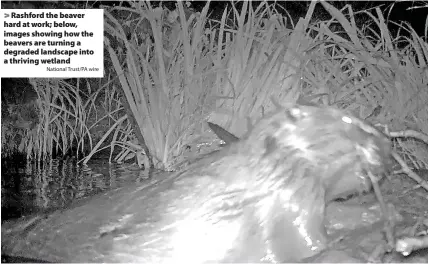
[1,158,149,222]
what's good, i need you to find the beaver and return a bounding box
[94,104,390,263]
[0,104,391,263]
[207,110,390,203]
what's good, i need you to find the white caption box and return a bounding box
[0,9,104,78]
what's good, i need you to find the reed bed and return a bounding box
[22,1,427,173]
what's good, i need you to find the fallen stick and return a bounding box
[392,151,428,192]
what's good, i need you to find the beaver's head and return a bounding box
[247,104,392,201]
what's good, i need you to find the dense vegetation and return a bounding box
[2,1,427,174]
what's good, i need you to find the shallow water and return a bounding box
[1,158,150,222]
[1,158,427,262]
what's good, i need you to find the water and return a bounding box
[1,158,150,222]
